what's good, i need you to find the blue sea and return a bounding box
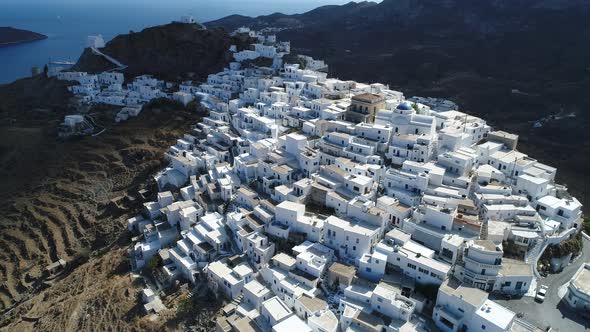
[0,0,353,84]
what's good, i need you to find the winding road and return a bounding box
[492,235,590,331]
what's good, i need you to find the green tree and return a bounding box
[176,297,193,318]
[146,254,162,272]
[583,217,590,234]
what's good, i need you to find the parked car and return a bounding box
[535,285,548,302]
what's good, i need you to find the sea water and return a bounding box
[0,0,351,84]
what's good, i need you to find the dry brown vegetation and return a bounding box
[0,76,201,330]
[1,248,169,332]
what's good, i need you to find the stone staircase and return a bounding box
[319,268,342,310]
[222,193,238,215]
[230,293,244,306]
[90,47,127,70]
[479,220,489,240]
[320,269,329,287]
[525,239,545,264]
[514,318,540,332]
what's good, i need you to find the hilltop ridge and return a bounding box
[74,22,253,82]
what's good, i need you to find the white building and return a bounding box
[564,263,590,312]
[206,259,254,299]
[322,215,380,260]
[87,34,105,48]
[383,240,450,285]
[292,241,334,278]
[243,279,273,311]
[180,15,196,24]
[433,278,516,332]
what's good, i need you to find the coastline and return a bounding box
[0,27,48,47]
[0,35,47,47]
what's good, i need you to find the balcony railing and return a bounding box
[463,256,501,270]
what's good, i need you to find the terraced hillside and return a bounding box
[0,76,202,314]
[1,248,155,332]
[0,242,220,332]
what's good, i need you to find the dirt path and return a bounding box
[0,247,168,332]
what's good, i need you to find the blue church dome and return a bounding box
[396,102,413,111]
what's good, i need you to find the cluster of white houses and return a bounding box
[56,70,176,110]
[60,27,584,331]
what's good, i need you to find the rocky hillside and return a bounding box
[74,22,253,82]
[0,21,244,327]
[208,0,590,208]
[0,75,204,315]
[0,20,239,328]
[0,27,46,46]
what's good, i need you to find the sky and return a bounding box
[2,0,366,18]
[1,0,374,24]
[0,0,378,83]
